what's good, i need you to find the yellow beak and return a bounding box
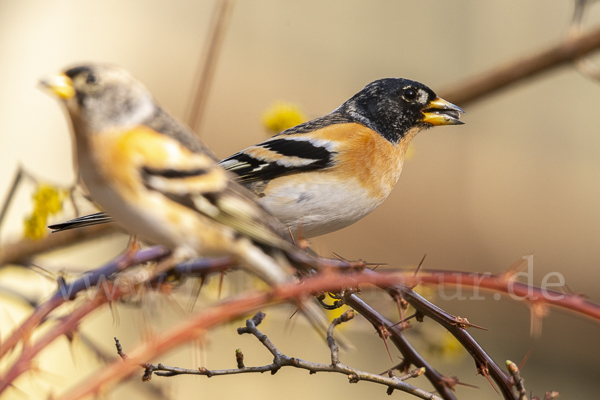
[39,73,75,99]
[422,97,465,126]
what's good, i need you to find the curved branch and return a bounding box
[441,23,600,107]
[410,270,600,321]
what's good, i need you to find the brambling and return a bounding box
[40,64,330,331]
[49,78,464,238]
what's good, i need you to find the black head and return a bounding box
[339,78,464,143]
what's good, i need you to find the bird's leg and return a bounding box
[123,234,141,263]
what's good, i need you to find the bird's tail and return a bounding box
[48,212,113,232]
[235,239,332,342]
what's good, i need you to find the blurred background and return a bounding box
[1,0,599,399]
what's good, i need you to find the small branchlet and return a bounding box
[507,360,527,400]
[235,349,245,369]
[121,311,443,400]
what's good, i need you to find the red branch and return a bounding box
[3,262,599,398]
[0,247,169,361]
[52,267,600,400]
[412,270,600,320]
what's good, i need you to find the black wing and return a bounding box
[220,136,335,183]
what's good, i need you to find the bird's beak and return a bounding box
[422,97,465,126]
[38,73,75,99]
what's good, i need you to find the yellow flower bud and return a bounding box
[262,102,307,134]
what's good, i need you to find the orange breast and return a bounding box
[301,123,418,201]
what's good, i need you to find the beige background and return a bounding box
[0,1,599,399]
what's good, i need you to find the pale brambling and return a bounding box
[49,78,464,238]
[40,64,328,331]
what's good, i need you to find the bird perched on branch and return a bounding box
[49,74,464,238]
[40,64,328,331]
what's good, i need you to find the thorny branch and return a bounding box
[0,248,363,395]
[405,269,600,322]
[366,273,517,400]
[1,4,597,400]
[344,294,459,400]
[116,311,441,400]
[43,267,569,400]
[3,244,597,399]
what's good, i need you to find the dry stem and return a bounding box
[118,311,440,400]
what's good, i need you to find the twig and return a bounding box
[570,0,600,81]
[365,271,517,400]
[0,166,25,241]
[118,311,442,400]
[0,224,116,267]
[345,295,459,400]
[441,22,600,107]
[506,361,528,400]
[80,335,173,400]
[187,0,235,134]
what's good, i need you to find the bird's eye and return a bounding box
[403,88,417,101]
[86,73,98,85]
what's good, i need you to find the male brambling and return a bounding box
[49,78,464,238]
[40,64,329,332]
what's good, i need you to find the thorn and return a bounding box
[289,308,300,319]
[376,326,393,362]
[187,275,206,312]
[218,271,225,300]
[109,302,120,327]
[29,263,56,281]
[519,346,534,370]
[455,381,479,389]
[413,254,427,277]
[501,256,529,279]
[390,313,417,328]
[454,316,489,331]
[477,364,499,395]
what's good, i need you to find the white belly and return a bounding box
[258,173,383,238]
